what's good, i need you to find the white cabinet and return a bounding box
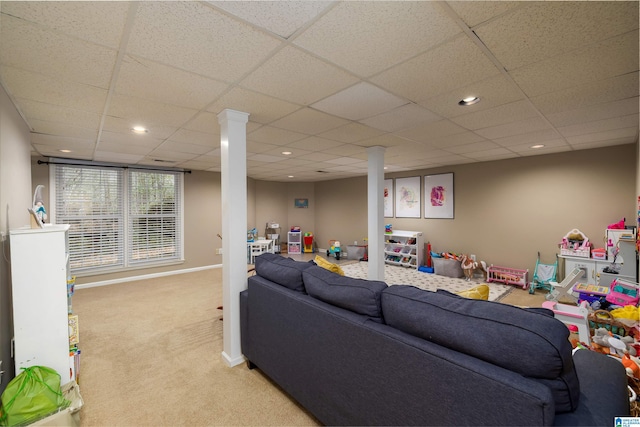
[9,224,75,385]
[287,231,301,254]
[384,230,423,269]
[561,256,606,286]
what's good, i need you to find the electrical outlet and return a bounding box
[216,248,223,255]
[0,231,6,242]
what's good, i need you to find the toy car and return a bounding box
[327,240,341,260]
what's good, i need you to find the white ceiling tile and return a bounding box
[32,144,94,159]
[493,129,564,147]
[451,100,539,130]
[285,136,344,152]
[127,2,281,82]
[294,1,461,77]
[166,129,219,147]
[311,82,407,121]
[115,56,228,110]
[546,97,639,128]
[511,31,639,98]
[294,152,341,163]
[508,140,570,155]
[102,116,178,140]
[359,104,441,132]
[270,108,349,135]
[568,139,637,151]
[320,144,367,157]
[248,125,307,145]
[428,131,487,148]
[248,153,285,163]
[96,140,156,156]
[475,1,639,70]
[396,120,468,143]
[99,130,163,149]
[156,141,211,155]
[371,34,500,101]
[31,132,94,147]
[0,15,117,88]
[318,123,385,143]
[146,149,197,162]
[16,98,102,129]
[108,94,198,128]
[1,66,107,114]
[247,142,280,154]
[28,120,98,141]
[240,45,358,105]
[566,127,638,145]
[474,116,552,140]
[558,114,639,138]
[206,87,300,124]
[531,72,639,116]
[446,141,502,155]
[419,74,525,118]
[209,1,332,39]
[447,2,523,28]
[0,1,129,49]
[183,112,221,135]
[94,151,146,164]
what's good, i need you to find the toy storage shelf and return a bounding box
[9,224,77,385]
[384,230,423,269]
[287,231,301,255]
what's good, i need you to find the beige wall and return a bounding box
[29,143,638,286]
[1,83,33,393]
[313,144,636,276]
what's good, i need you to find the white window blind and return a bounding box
[53,164,183,275]
[128,170,181,265]
[54,165,124,272]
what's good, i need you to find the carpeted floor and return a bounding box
[341,262,513,301]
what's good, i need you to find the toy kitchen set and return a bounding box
[559,225,638,305]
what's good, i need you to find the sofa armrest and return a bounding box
[554,349,629,426]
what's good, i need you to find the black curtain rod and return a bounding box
[37,159,192,174]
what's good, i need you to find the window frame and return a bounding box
[50,161,185,277]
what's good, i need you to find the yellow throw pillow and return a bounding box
[314,255,345,276]
[456,284,490,300]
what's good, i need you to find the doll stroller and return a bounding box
[529,252,558,294]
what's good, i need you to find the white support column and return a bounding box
[367,146,386,281]
[218,109,249,367]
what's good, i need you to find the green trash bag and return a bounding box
[0,366,70,426]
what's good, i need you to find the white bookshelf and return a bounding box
[384,230,423,269]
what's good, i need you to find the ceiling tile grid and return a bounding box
[0,1,636,181]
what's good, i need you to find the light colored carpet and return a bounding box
[341,262,513,301]
[73,268,320,426]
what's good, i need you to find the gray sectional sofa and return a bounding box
[240,253,629,426]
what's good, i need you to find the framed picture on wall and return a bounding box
[384,179,393,218]
[424,173,454,219]
[294,198,308,208]
[395,177,421,218]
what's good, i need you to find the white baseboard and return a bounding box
[76,264,223,290]
[221,351,246,367]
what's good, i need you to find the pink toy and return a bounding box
[606,278,640,306]
[608,218,626,229]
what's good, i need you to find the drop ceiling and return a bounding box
[0,1,638,181]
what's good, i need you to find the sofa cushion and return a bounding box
[254,253,314,292]
[381,286,580,413]
[303,265,387,322]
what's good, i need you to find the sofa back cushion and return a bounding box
[303,265,387,322]
[254,253,314,292]
[381,286,580,413]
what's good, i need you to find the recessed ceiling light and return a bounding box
[132,126,148,134]
[531,144,545,149]
[458,96,480,106]
[287,175,294,178]
[282,151,292,155]
[58,149,71,153]
[384,166,388,170]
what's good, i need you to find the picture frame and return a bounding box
[294,198,308,208]
[394,176,421,218]
[384,179,393,218]
[424,173,454,219]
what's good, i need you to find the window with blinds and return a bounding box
[53,164,183,274]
